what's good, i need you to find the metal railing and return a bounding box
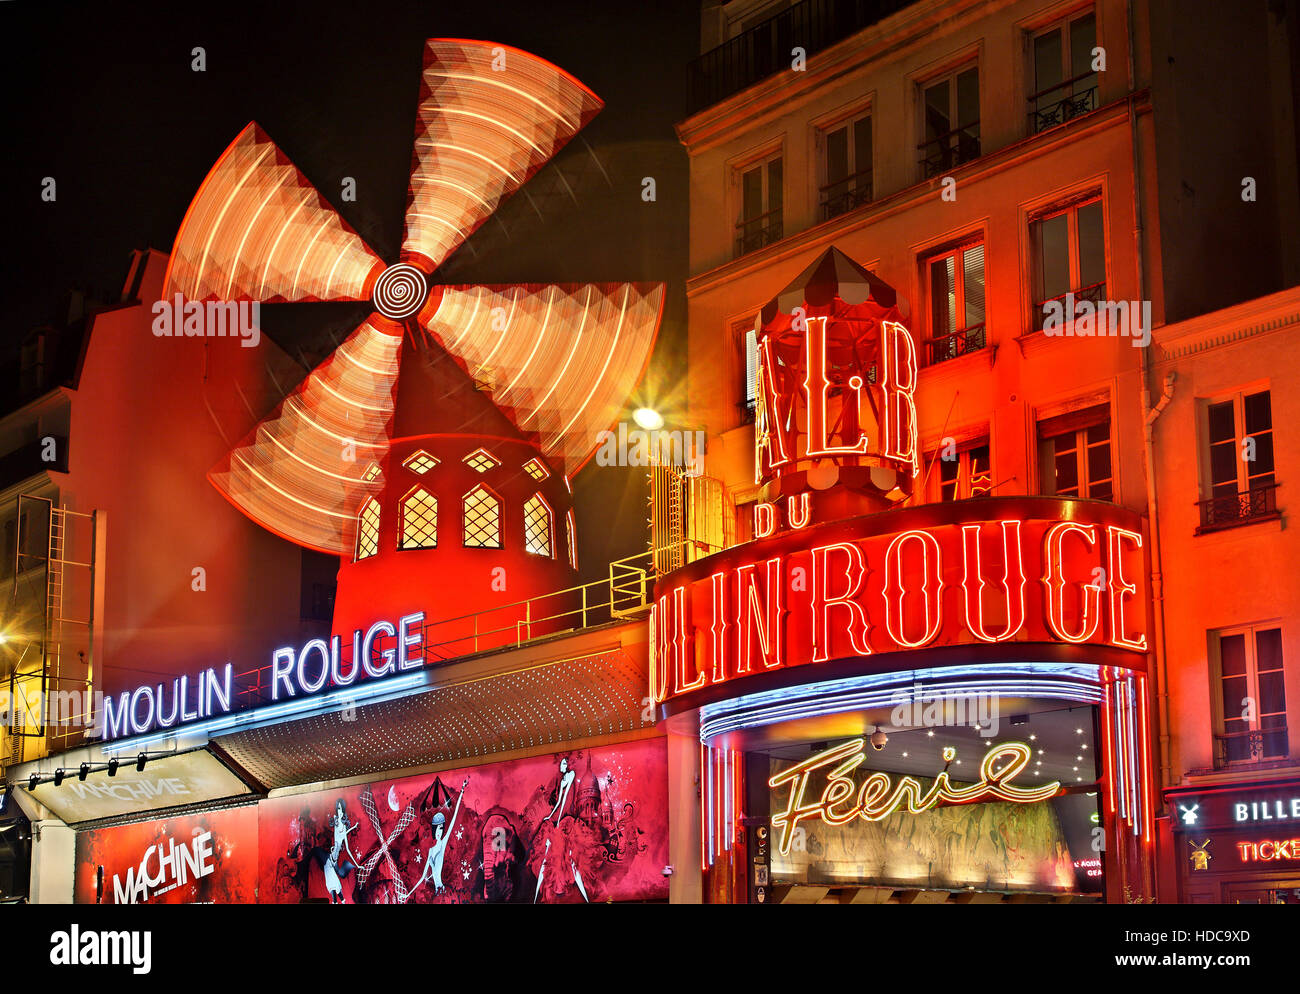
[820,169,873,221]
[686,0,914,115]
[1029,74,1099,134]
[1213,726,1289,768]
[925,322,986,365]
[230,540,722,713]
[735,208,784,257]
[1197,482,1279,532]
[918,122,981,179]
[1035,280,1108,329]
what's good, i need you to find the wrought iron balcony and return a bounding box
[925,322,986,366]
[918,123,981,179]
[820,169,873,221]
[735,208,784,257]
[1035,280,1108,330]
[1029,74,1100,134]
[1196,482,1280,533]
[1213,725,1289,768]
[687,0,915,115]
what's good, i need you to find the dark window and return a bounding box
[1038,405,1113,501]
[1032,197,1106,327]
[821,114,872,220]
[937,442,992,501]
[300,548,339,622]
[736,156,783,256]
[1200,390,1277,531]
[920,66,980,178]
[1030,11,1099,133]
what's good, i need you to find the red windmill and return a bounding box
[163,40,664,658]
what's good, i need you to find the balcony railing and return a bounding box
[926,322,986,365]
[1213,726,1289,768]
[1035,280,1108,330]
[1029,73,1100,134]
[1196,482,1280,533]
[820,169,873,221]
[736,208,784,257]
[918,123,981,179]
[687,0,914,115]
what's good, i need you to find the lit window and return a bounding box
[400,487,438,550]
[931,441,992,502]
[362,462,382,482]
[403,450,440,475]
[1215,626,1288,764]
[523,494,553,557]
[355,497,381,561]
[523,458,549,481]
[463,485,502,548]
[924,240,985,365]
[566,510,577,569]
[738,320,759,422]
[463,448,500,473]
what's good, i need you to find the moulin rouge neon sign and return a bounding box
[650,499,1149,708]
[768,739,1059,855]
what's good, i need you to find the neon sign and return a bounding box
[651,499,1149,710]
[1237,838,1300,862]
[767,739,1059,855]
[102,611,426,740]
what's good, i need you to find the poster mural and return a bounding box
[74,805,258,904]
[259,738,669,904]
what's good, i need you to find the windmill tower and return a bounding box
[163,40,664,658]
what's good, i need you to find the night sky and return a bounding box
[0,0,699,573]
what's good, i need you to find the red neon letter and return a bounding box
[803,316,869,458]
[736,557,786,672]
[811,543,872,662]
[883,530,943,648]
[670,584,701,692]
[753,502,776,538]
[879,321,919,477]
[1106,526,1148,651]
[756,335,796,473]
[961,520,1028,643]
[1043,522,1103,643]
[786,492,811,530]
[709,570,730,683]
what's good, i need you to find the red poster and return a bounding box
[74,805,258,904]
[259,738,670,904]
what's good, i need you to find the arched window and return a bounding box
[523,494,553,557]
[400,487,438,549]
[355,497,381,561]
[566,510,578,569]
[402,450,439,475]
[463,485,502,548]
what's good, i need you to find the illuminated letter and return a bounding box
[672,585,702,693]
[883,530,943,648]
[786,492,811,530]
[736,557,786,672]
[397,611,425,671]
[811,543,872,662]
[879,321,919,476]
[753,502,776,539]
[271,647,296,701]
[204,663,232,717]
[803,316,869,457]
[961,520,1028,642]
[103,692,131,740]
[297,639,331,693]
[1106,526,1148,651]
[650,599,668,703]
[362,620,397,678]
[709,571,730,683]
[331,635,359,687]
[1043,522,1103,643]
[756,335,796,474]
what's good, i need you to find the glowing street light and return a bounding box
[633,407,664,431]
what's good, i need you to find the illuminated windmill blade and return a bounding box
[401,40,604,272]
[164,122,384,303]
[419,282,665,474]
[209,317,402,554]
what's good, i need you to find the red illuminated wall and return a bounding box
[259,737,669,904]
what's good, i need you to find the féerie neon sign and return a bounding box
[768,739,1059,855]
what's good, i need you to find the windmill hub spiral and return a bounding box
[373,263,428,320]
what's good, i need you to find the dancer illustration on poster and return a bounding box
[533,756,591,903]
[415,777,469,897]
[314,799,359,903]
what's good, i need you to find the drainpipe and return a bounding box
[1142,371,1175,791]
